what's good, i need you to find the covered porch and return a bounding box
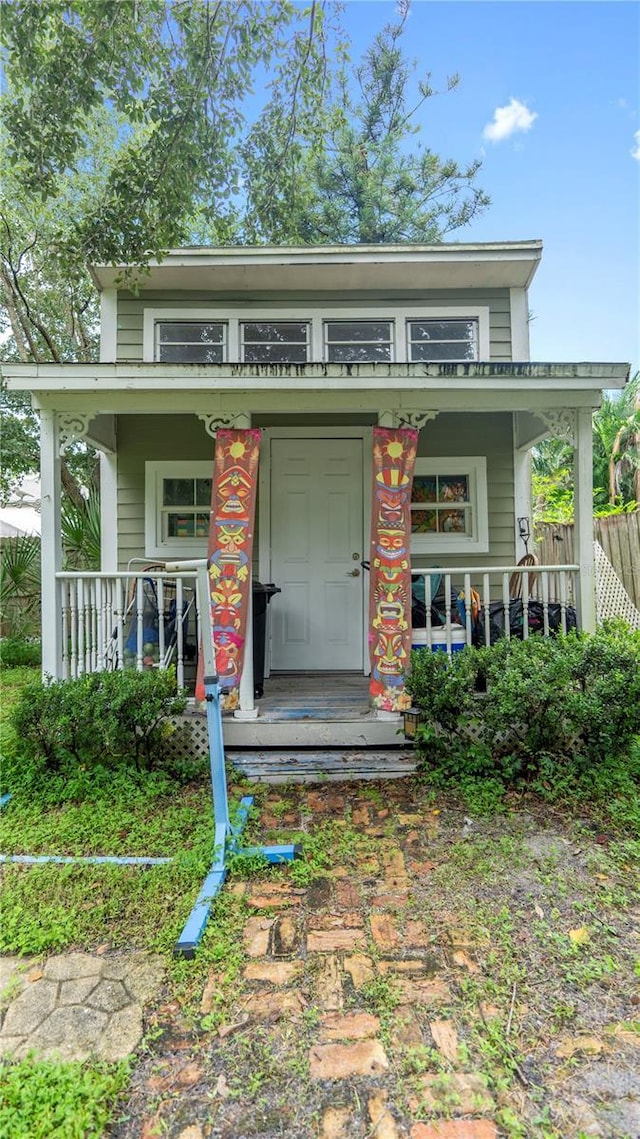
[4,358,628,748]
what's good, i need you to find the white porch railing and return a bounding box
[56,571,199,687]
[55,562,581,684]
[410,564,579,651]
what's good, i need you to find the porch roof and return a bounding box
[4,359,630,401]
[88,240,544,293]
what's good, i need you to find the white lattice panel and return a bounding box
[594,541,640,630]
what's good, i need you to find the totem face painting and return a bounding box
[195,429,261,709]
[368,428,418,713]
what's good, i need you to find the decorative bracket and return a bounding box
[58,413,94,454]
[198,412,250,439]
[377,409,439,429]
[538,409,576,446]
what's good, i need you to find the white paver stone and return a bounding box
[44,953,102,981]
[1,979,58,1037]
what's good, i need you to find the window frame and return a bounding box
[410,457,489,554]
[145,461,213,557]
[142,305,491,364]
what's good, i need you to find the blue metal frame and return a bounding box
[173,672,299,958]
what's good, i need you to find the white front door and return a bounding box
[270,437,364,671]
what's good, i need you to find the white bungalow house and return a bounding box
[3,242,629,757]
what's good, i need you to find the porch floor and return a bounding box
[254,671,371,721]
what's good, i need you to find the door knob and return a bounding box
[346,568,361,577]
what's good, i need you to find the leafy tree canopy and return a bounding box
[0,0,490,503]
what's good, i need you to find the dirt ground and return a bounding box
[108,777,640,1139]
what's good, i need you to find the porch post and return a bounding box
[40,409,63,679]
[513,446,532,558]
[100,451,118,571]
[574,406,596,632]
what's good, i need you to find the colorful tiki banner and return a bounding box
[196,429,261,710]
[368,427,418,713]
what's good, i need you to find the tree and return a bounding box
[1,0,332,505]
[1,1,489,504]
[241,10,489,244]
[532,372,640,522]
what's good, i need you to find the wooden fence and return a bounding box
[536,511,640,610]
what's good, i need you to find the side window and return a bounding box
[156,322,225,363]
[145,462,213,557]
[410,458,488,553]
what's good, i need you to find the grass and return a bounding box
[0,1056,129,1139]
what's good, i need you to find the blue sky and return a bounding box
[340,1,639,373]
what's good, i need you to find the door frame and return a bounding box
[258,426,373,677]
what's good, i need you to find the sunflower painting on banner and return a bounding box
[195,428,261,710]
[369,426,418,713]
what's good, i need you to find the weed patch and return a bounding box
[0,1055,129,1139]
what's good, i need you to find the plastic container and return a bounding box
[252,582,281,698]
[412,626,467,653]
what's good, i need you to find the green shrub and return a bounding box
[0,636,41,669]
[0,1055,128,1139]
[406,624,640,794]
[8,668,187,784]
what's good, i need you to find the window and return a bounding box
[155,321,225,363]
[242,321,309,363]
[325,321,393,363]
[410,458,488,554]
[408,319,478,362]
[145,462,213,556]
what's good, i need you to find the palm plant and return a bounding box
[0,533,41,636]
[61,490,101,570]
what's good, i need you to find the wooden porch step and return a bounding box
[223,716,403,748]
[227,748,418,784]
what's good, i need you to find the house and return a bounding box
[3,242,629,754]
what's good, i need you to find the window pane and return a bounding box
[163,479,194,507]
[243,322,308,344]
[438,476,469,503]
[244,343,308,363]
[158,343,224,363]
[410,320,476,342]
[195,479,212,507]
[411,509,437,533]
[412,476,437,503]
[158,322,224,344]
[167,514,195,538]
[439,509,469,534]
[327,342,392,363]
[411,340,476,362]
[195,513,210,538]
[326,321,391,343]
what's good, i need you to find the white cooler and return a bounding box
[412,626,467,653]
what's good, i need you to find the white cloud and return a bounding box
[483,98,537,143]
[632,130,640,161]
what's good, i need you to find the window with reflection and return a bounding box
[242,322,309,363]
[156,322,225,363]
[325,321,393,363]
[408,319,478,362]
[161,476,212,540]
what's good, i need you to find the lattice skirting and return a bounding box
[164,711,211,764]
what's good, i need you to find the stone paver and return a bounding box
[410,1122,498,1139]
[0,951,164,1061]
[344,953,375,989]
[411,1072,495,1115]
[307,928,365,952]
[367,1090,399,1139]
[309,1039,390,1079]
[370,913,400,950]
[319,1012,380,1041]
[243,960,303,985]
[314,954,344,1011]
